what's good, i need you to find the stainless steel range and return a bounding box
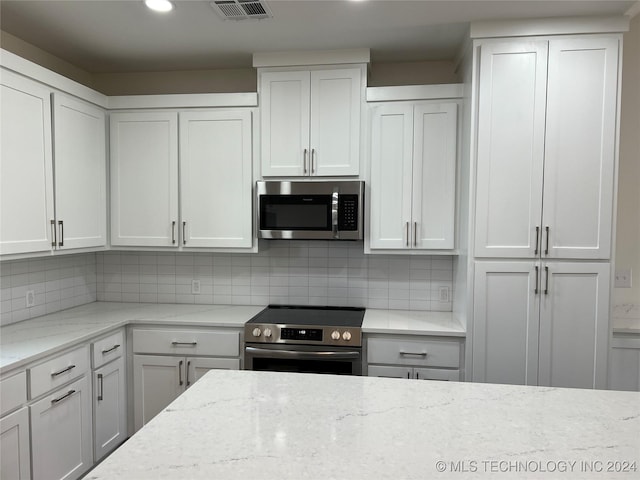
[243,305,365,375]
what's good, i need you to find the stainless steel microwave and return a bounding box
[256,181,364,240]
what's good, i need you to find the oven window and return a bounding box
[252,357,355,375]
[260,195,331,230]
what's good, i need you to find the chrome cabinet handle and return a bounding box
[97,373,104,401]
[534,226,540,255]
[102,344,120,355]
[544,226,550,255]
[535,265,539,294]
[413,222,417,247]
[182,221,187,245]
[303,148,308,174]
[311,148,316,174]
[172,221,176,244]
[171,341,197,347]
[58,220,64,247]
[178,360,183,386]
[51,389,76,404]
[51,220,56,247]
[51,364,75,377]
[186,360,191,386]
[399,351,427,357]
[405,222,409,247]
[544,266,549,295]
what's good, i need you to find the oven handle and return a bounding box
[245,346,360,360]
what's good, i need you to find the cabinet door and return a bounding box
[0,407,31,480]
[474,41,548,258]
[133,355,183,431]
[369,104,414,249]
[30,376,92,480]
[367,365,412,379]
[53,93,106,249]
[538,262,610,389]
[94,356,127,461]
[110,112,179,247]
[186,357,240,386]
[413,367,461,381]
[609,339,640,392]
[180,110,253,248]
[0,69,54,255]
[309,68,361,176]
[542,37,619,260]
[260,70,310,176]
[472,262,539,385]
[412,103,457,249]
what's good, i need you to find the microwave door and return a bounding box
[259,195,333,239]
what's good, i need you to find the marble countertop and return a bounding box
[86,369,640,480]
[0,302,264,373]
[363,309,465,336]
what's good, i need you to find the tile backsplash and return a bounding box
[97,241,453,311]
[0,253,97,326]
[0,243,453,326]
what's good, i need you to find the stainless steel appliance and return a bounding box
[256,180,364,240]
[244,305,365,375]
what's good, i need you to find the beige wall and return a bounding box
[615,13,640,306]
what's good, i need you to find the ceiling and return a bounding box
[0,0,636,73]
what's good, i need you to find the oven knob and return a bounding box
[252,327,262,337]
[263,328,272,338]
[331,330,341,340]
[342,331,352,341]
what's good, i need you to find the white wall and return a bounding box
[614,13,640,309]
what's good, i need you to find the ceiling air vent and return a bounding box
[210,0,273,20]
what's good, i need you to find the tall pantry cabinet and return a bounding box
[470,31,622,389]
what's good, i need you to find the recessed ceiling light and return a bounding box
[144,0,174,13]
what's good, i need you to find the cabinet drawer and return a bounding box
[92,329,124,368]
[0,371,27,417]
[132,328,240,357]
[367,337,460,368]
[30,345,90,399]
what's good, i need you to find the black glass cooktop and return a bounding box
[247,305,365,328]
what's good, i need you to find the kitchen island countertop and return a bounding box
[85,369,640,480]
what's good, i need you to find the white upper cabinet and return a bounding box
[179,110,253,248]
[260,67,362,177]
[474,36,619,260]
[110,112,179,247]
[0,70,55,255]
[52,93,106,250]
[369,101,457,251]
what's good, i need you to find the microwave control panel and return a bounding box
[338,195,359,231]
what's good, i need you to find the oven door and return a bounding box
[244,343,362,375]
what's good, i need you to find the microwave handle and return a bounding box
[332,187,339,239]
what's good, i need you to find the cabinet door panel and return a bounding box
[180,110,253,248]
[367,365,412,379]
[53,93,106,249]
[30,376,92,480]
[474,41,547,258]
[186,357,239,386]
[94,356,127,461]
[260,70,310,176]
[310,68,361,176]
[0,407,30,480]
[133,355,183,431]
[0,70,54,255]
[110,112,179,246]
[538,262,610,389]
[542,38,618,259]
[609,340,640,392]
[414,367,461,381]
[412,103,457,249]
[472,262,539,385]
[369,104,413,249]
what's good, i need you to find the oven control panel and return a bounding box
[245,324,361,347]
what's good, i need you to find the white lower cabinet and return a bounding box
[132,327,241,431]
[366,335,463,381]
[30,376,93,480]
[473,261,610,388]
[0,407,31,480]
[609,334,640,392]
